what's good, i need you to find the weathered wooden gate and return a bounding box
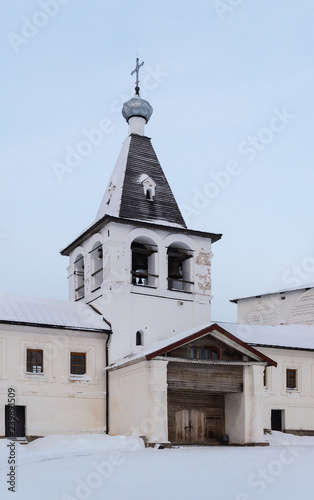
[174,409,206,443]
[168,390,225,444]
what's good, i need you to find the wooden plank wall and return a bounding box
[168,390,225,443]
[167,362,243,393]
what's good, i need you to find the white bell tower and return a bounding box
[61,60,221,363]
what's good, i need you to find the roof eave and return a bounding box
[0,319,111,334]
[145,323,277,367]
[230,285,314,303]
[61,215,222,256]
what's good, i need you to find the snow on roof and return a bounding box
[95,135,131,223]
[216,321,314,350]
[0,293,109,332]
[108,324,209,368]
[109,321,314,369]
[108,322,278,369]
[230,283,314,302]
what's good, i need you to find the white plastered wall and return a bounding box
[236,288,314,325]
[68,221,214,363]
[225,364,265,444]
[258,347,314,431]
[108,359,168,443]
[0,324,107,437]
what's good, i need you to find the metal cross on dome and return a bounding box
[131,57,144,95]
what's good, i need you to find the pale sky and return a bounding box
[1,1,314,322]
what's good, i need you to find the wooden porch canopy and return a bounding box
[145,323,277,367]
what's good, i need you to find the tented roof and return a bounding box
[95,134,187,228]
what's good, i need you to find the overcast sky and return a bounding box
[1,1,314,322]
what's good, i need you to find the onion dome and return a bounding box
[122,96,153,124]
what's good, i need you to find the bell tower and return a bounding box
[61,60,221,362]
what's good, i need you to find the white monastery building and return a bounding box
[1,61,314,445]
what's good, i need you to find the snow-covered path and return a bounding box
[1,433,313,500]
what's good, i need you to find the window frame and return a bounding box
[26,348,44,374]
[70,352,87,376]
[286,368,297,390]
[189,346,220,361]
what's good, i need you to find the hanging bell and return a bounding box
[168,258,183,280]
[133,253,148,272]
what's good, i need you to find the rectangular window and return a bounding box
[190,347,196,359]
[27,349,43,374]
[189,347,220,360]
[286,368,297,389]
[71,352,86,375]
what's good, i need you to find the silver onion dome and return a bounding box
[122,96,153,123]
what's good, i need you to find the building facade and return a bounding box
[232,284,314,325]
[0,295,110,439]
[2,68,314,444]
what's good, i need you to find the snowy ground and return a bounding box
[1,432,314,500]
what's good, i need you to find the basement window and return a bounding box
[189,347,220,360]
[70,352,86,375]
[26,349,43,374]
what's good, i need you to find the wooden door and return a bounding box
[174,409,206,443]
[174,409,190,442]
[190,409,206,443]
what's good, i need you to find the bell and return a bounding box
[168,259,183,280]
[133,254,148,272]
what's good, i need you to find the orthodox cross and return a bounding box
[131,58,144,95]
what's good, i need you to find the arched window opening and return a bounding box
[136,331,143,346]
[140,174,156,201]
[167,245,193,292]
[131,240,158,287]
[74,254,85,300]
[90,242,103,291]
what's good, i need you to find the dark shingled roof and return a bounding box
[119,134,186,227]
